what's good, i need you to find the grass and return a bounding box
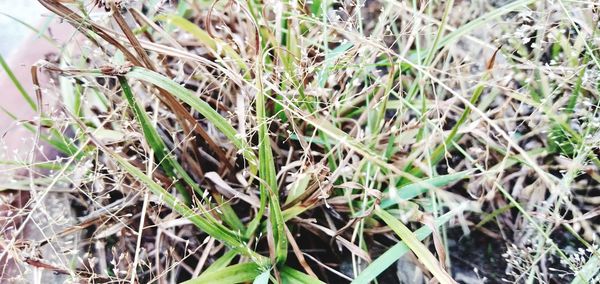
[0,0,599,283]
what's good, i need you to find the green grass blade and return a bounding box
[201,250,238,274]
[156,14,248,72]
[428,83,486,164]
[120,74,244,229]
[374,208,454,284]
[0,108,80,157]
[0,12,56,45]
[266,96,420,182]
[253,270,270,284]
[310,0,323,17]
[0,54,37,110]
[119,77,194,203]
[402,81,487,183]
[111,151,260,260]
[59,65,81,117]
[317,42,353,88]
[353,207,464,284]
[280,266,325,284]
[183,263,262,284]
[125,67,258,173]
[433,0,535,53]
[255,68,288,264]
[81,123,268,266]
[571,250,600,284]
[380,170,474,209]
[475,204,514,229]
[120,77,246,233]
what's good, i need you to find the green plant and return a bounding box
[1,0,599,283]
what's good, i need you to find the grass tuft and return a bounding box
[1,0,599,283]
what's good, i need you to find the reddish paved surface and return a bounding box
[0,17,76,282]
[1,20,74,154]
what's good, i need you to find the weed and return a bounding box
[1,0,599,283]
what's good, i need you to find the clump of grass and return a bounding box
[1,0,599,283]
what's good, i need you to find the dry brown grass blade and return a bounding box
[37,215,108,248]
[14,0,598,282]
[485,44,503,71]
[125,10,233,115]
[110,3,156,70]
[109,4,233,174]
[329,184,381,249]
[29,65,43,162]
[302,253,354,282]
[128,8,175,77]
[420,215,449,271]
[294,217,371,262]
[37,0,141,65]
[282,167,329,210]
[129,8,182,49]
[204,172,260,207]
[23,257,112,281]
[39,0,233,176]
[285,225,318,278]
